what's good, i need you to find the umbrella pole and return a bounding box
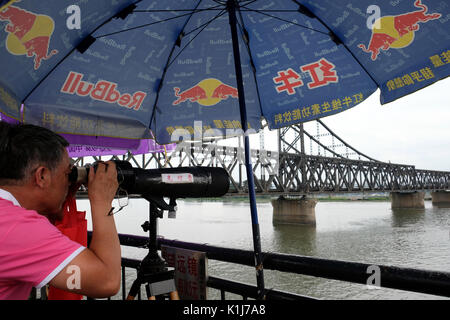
[227,0,265,299]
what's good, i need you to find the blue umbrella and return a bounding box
[1,0,449,298]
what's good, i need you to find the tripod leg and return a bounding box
[126,279,141,300]
[169,290,180,300]
[145,283,153,300]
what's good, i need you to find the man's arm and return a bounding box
[49,161,121,298]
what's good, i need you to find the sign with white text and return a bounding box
[161,246,208,300]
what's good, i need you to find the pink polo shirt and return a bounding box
[0,189,85,300]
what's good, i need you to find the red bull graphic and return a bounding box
[173,78,238,106]
[358,0,441,61]
[0,4,58,69]
[61,71,147,111]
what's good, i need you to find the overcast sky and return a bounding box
[242,77,450,172]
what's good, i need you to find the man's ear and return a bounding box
[34,166,51,188]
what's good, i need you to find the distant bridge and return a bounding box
[73,120,450,196]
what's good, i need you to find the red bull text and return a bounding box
[61,71,147,111]
[0,5,58,69]
[358,0,442,61]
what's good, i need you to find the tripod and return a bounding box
[126,195,179,300]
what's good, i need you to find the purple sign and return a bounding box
[65,138,175,157]
[1,112,175,157]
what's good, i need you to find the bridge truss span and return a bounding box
[73,143,450,196]
[280,153,449,194]
[73,120,450,196]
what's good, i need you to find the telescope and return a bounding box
[69,160,230,299]
[69,160,230,198]
[69,159,230,216]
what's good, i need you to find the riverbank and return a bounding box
[185,193,393,203]
[77,191,432,202]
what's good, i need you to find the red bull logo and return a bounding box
[358,0,441,60]
[61,71,147,111]
[0,4,58,69]
[173,78,238,106]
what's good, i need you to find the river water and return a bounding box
[77,198,450,300]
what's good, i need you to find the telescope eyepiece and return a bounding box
[69,165,89,185]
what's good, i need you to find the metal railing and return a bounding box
[117,233,450,300]
[117,233,312,300]
[30,232,450,300]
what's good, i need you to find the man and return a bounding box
[0,122,121,299]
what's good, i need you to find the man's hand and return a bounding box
[87,161,119,210]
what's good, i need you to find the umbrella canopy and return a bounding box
[1,0,448,145]
[1,0,448,299]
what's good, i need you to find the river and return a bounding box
[77,198,450,300]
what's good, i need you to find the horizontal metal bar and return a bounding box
[154,236,450,298]
[122,257,141,269]
[114,233,450,297]
[265,254,450,298]
[207,276,315,300]
[121,256,312,300]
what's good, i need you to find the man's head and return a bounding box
[0,122,71,220]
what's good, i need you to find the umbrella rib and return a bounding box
[149,0,207,128]
[236,7,265,117]
[236,0,259,8]
[294,6,381,88]
[21,0,146,103]
[183,9,227,37]
[241,5,380,88]
[241,10,302,12]
[229,0,311,11]
[166,9,227,69]
[95,10,208,39]
[150,8,228,128]
[134,8,223,12]
[241,7,330,36]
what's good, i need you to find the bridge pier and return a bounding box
[390,192,425,209]
[431,191,450,207]
[271,196,317,226]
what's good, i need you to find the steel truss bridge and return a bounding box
[73,120,450,196]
